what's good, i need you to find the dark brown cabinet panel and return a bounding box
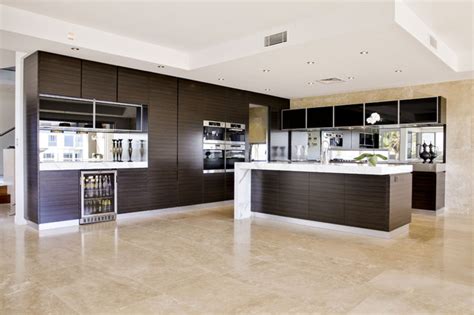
[39,52,81,97]
[39,171,80,223]
[178,169,203,206]
[25,53,39,223]
[147,169,178,210]
[344,175,389,231]
[309,173,345,224]
[81,61,117,101]
[148,74,178,170]
[389,173,412,230]
[178,80,205,170]
[203,173,226,203]
[226,89,249,124]
[412,171,445,210]
[278,171,309,219]
[117,68,149,104]
[251,170,279,214]
[225,173,235,200]
[202,84,227,122]
[117,169,149,213]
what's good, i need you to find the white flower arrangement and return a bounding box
[366,112,381,125]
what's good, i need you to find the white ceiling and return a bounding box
[0,0,472,99]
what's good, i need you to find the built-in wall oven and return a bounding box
[225,144,246,172]
[203,120,226,144]
[203,121,246,173]
[203,143,225,173]
[225,122,245,144]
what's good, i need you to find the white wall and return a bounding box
[0,70,16,175]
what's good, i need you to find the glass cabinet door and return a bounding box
[39,96,94,129]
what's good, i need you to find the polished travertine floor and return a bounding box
[1,204,473,314]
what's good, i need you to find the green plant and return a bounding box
[354,153,388,167]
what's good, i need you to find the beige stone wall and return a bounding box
[291,79,474,214]
[249,106,268,144]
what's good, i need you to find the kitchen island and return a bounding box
[234,162,413,238]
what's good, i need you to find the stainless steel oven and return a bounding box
[225,144,246,172]
[203,120,226,144]
[225,122,245,144]
[203,143,225,173]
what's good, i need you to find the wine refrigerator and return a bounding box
[80,170,117,224]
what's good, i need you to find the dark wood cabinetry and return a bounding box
[334,104,364,127]
[308,173,345,224]
[148,169,178,210]
[38,52,81,97]
[251,170,411,231]
[117,169,150,213]
[225,173,235,200]
[39,171,80,223]
[117,68,149,104]
[148,74,178,170]
[278,171,309,219]
[307,107,334,128]
[251,170,280,214]
[365,101,398,125]
[412,171,445,210]
[344,175,389,230]
[81,61,117,101]
[178,169,203,206]
[203,173,226,203]
[227,89,249,124]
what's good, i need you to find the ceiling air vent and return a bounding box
[264,31,287,47]
[317,77,345,84]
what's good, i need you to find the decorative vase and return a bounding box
[428,143,437,164]
[368,155,378,167]
[419,142,430,163]
[112,140,117,162]
[117,139,123,162]
[128,139,133,162]
[140,140,146,161]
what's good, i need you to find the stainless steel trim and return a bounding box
[39,93,144,107]
[203,169,226,174]
[362,103,366,127]
[203,120,226,128]
[225,122,246,130]
[92,99,96,129]
[225,144,246,150]
[332,106,335,128]
[203,143,225,150]
[225,141,245,146]
[397,100,400,124]
[225,169,235,173]
[203,139,226,145]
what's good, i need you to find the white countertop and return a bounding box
[235,162,413,175]
[40,161,148,171]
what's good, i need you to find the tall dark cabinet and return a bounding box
[24,51,289,223]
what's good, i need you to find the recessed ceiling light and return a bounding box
[347,76,355,80]
[264,88,271,91]
[262,69,271,73]
[157,65,165,68]
[217,78,224,81]
[395,69,403,73]
[67,32,75,41]
[360,50,369,55]
[307,82,315,85]
[306,61,315,65]
[71,47,80,51]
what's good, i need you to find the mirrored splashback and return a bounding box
[39,130,148,163]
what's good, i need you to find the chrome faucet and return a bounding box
[321,140,330,164]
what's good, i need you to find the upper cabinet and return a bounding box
[400,97,445,124]
[365,101,398,125]
[38,52,81,97]
[82,61,117,102]
[307,107,333,128]
[334,104,364,127]
[282,108,306,130]
[117,68,149,104]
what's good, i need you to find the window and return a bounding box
[43,153,55,161]
[63,153,73,161]
[48,135,57,146]
[64,135,74,147]
[380,130,400,160]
